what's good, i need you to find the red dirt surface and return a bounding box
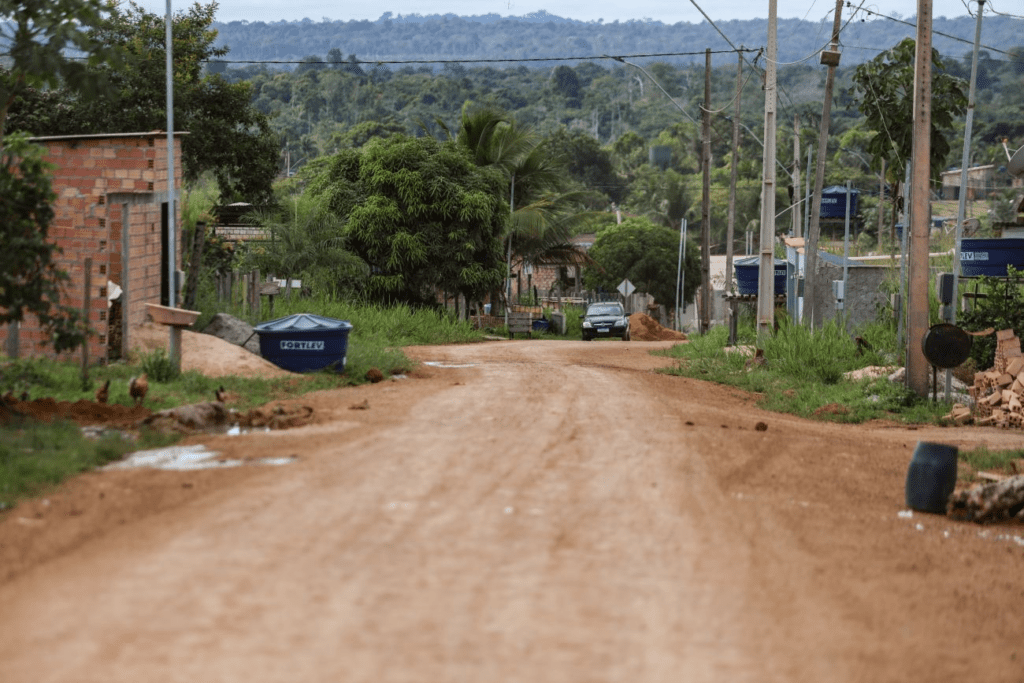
[2,338,1023,682]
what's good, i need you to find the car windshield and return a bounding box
[588,305,622,316]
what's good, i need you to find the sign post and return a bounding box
[617,279,636,314]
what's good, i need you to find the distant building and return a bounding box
[940,165,996,200]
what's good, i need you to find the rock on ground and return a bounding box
[202,313,261,356]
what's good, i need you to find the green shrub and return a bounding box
[140,349,180,382]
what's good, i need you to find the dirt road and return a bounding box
[2,340,1023,682]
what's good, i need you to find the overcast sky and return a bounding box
[137,1,978,25]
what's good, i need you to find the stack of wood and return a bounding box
[952,329,1024,428]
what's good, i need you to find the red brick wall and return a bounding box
[0,133,182,364]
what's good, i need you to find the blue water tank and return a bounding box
[819,186,860,219]
[254,313,353,373]
[735,257,787,295]
[960,238,1024,277]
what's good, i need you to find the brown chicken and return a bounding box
[129,373,149,406]
[744,348,767,371]
[95,379,110,404]
[214,385,238,404]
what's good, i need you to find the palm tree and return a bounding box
[446,106,599,308]
[245,195,369,299]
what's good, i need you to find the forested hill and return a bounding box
[211,12,1023,69]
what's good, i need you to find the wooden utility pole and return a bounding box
[756,0,778,338]
[803,0,845,328]
[725,50,742,295]
[793,115,802,237]
[700,48,712,334]
[877,158,886,248]
[907,0,934,397]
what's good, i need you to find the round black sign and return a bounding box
[921,323,972,369]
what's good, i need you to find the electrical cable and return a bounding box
[850,3,1014,57]
[206,48,756,67]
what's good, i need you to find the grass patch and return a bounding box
[657,321,952,425]
[958,446,1024,475]
[0,417,176,509]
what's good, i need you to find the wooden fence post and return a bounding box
[183,221,206,310]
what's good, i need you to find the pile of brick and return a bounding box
[953,329,1024,427]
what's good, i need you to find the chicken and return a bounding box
[855,336,873,356]
[129,373,149,406]
[1,390,14,404]
[214,385,238,404]
[744,348,767,371]
[95,379,110,404]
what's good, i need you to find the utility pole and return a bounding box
[757,0,778,338]
[907,0,934,397]
[804,0,845,328]
[726,50,742,296]
[701,48,712,334]
[877,158,886,248]
[946,0,985,398]
[793,114,802,237]
[165,0,180,372]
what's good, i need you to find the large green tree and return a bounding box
[6,1,279,203]
[452,107,597,277]
[583,217,699,309]
[306,135,509,306]
[849,38,968,184]
[0,0,117,142]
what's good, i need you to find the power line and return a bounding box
[849,3,1015,57]
[208,48,758,67]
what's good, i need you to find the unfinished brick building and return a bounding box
[1,132,182,365]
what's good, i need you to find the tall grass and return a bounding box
[249,292,485,346]
[658,320,945,424]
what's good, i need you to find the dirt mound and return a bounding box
[130,322,294,379]
[628,313,688,342]
[1,397,150,429]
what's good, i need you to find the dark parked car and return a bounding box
[580,302,630,341]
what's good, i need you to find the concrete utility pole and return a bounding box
[946,0,985,397]
[165,0,180,372]
[725,50,742,296]
[756,0,778,338]
[701,48,712,334]
[803,0,845,329]
[792,115,801,237]
[907,0,934,397]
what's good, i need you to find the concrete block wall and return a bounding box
[0,133,181,364]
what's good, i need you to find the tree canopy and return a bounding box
[306,135,509,306]
[583,217,700,309]
[850,38,968,183]
[5,1,279,203]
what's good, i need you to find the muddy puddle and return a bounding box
[104,444,298,471]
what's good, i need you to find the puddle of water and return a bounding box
[224,425,271,437]
[422,361,477,369]
[104,444,297,471]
